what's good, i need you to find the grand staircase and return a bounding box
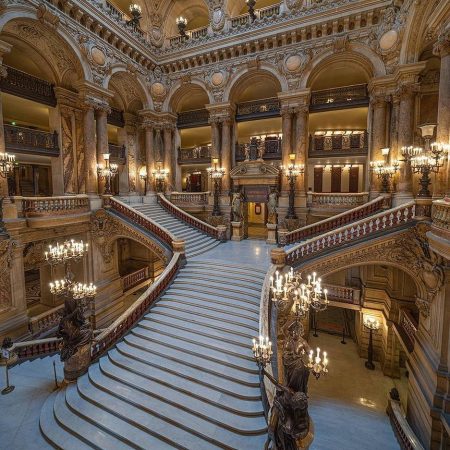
[40,260,268,449]
[130,200,220,258]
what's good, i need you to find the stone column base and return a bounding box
[266,223,277,244]
[63,342,92,382]
[231,221,244,241]
[414,197,432,220]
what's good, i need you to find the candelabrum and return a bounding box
[207,158,225,216]
[127,3,142,28]
[0,152,15,179]
[97,153,118,195]
[246,0,257,21]
[252,335,273,368]
[152,163,169,193]
[410,143,448,197]
[370,160,399,193]
[306,347,329,379]
[139,167,148,195]
[44,240,89,266]
[282,153,304,220]
[363,316,380,370]
[176,16,188,37]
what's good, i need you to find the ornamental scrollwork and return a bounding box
[0,239,16,311]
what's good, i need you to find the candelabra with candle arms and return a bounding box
[207,158,225,216]
[363,316,380,370]
[97,153,118,195]
[283,153,304,220]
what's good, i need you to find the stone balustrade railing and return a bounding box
[308,192,369,208]
[169,192,210,206]
[323,283,361,305]
[281,196,385,245]
[122,267,150,292]
[28,304,64,337]
[92,252,182,360]
[16,195,90,218]
[398,309,418,352]
[109,197,177,249]
[158,194,227,241]
[2,337,62,365]
[387,399,424,450]
[431,199,450,236]
[286,202,416,266]
[5,124,59,156]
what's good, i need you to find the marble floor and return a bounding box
[308,332,401,450]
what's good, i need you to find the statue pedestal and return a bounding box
[266,223,277,244]
[296,419,314,449]
[231,221,244,241]
[63,342,91,382]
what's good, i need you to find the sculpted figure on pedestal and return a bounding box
[268,188,279,224]
[231,190,243,221]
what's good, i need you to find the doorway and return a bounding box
[247,201,267,239]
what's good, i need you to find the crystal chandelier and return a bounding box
[307,347,329,379]
[45,240,89,265]
[0,152,16,178]
[252,335,273,368]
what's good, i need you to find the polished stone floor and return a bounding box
[308,332,400,450]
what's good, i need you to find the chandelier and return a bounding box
[307,347,329,378]
[45,240,89,265]
[252,335,273,368]
[0,152,16,178]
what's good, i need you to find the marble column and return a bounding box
[281,106,293,193]
[393,84,416,205]
[210,119,221,159]
[433,29,450,196]
[125,119,138,195]
[83,106,98,195]
[145,125,154,194]
[294,105,309,193]
[163,125,174,191]
[369,95,388,196]
[221,118,232,193]
[95,108,108,168]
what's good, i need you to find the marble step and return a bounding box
[150,304,259,334]
[188,243,221,257]
[113,344,261,396]
[180,267,265,285]
[129,327,257,371]
[141,315,254,347]
[67,380,201,450]
[187,260,268,276]
[163,289,260,313]
[91,362,265,432]
[104,351,263,412]
[123,334,259,385]
[77,372,258,449]
[185,241,219,257]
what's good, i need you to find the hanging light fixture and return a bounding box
[0,152,16,178]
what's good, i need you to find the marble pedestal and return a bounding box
[266,223,277,244]
[231,221,244,241]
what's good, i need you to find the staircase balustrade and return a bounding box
[308,192,369,208]
[122,267,150,291]
[3,337,62,364]
[28,304,64,337]
[431,199,450,237]
[169,191,209,206]
[397,309,418,352]
[16,195,90,218]
[282,196,386,245]
[158,194,226,240]
[110,197,176,248]
[92,252,182,360]
[286,202,416,265]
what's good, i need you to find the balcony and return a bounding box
[324,284,361,306]
[310,84,368,112]
[307,192,369,209]
[178,146,212,165]
[107,107,125,128]
[177,109,209,129]
[0,65,56,107]
[230,3,281,28]
[169,26,209,47]
[236,98,281,121]
[308,130,368,157]
[4,125,59,157]
[235,136,282,162]
[108,143,126,164]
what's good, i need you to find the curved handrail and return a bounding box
[91,252,182,360]
[286,202,416,266]
[110,196,178,248]
[281,196,386,245]
[158,193,225,240]
[2,337,62,364]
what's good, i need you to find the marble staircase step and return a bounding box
[180,267,265,285]
[187,260,267,276]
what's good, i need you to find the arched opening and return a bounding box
[228,0,280,18]
[306,57,371,198]
[165,0,209,39]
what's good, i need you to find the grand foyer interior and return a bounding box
[0,0,449,449]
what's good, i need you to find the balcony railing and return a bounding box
[28,304,64,337]
[16,195,90,218]
[307,192,369,209]
[122,267,150,292]
[431,200,450,237]
[4,124,59,157]
[108,143,126,164]
[236,98,281,121]
[0,65,56,107]
[178,145,212,164]
[235,137,282,161]
[107,108,125,128]
[231,3,281,28]
[310,84,368,111]
[309,131,368,157]
[397,309,418,353]
[169,192,209,206]
[169,26,209,47]
[177,109,209,128]
[324,284,361,305]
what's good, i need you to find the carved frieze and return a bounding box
[0,238,16,311]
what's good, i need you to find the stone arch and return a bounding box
[224,64,287,102]
[164,80,213,113]
[0,15,91,88]
[300,46,386,89]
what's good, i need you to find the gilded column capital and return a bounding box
[281,105,295,118]
[433,28,450,58]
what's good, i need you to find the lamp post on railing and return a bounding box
[152,163,169,193]
[283,153,304,220]
[370,159,399,193]
[139,167,148,195]
[176,16,188,38]
[207,157,225,216]
[246,0,257,21]
[97,153,118,195]
[127,3,142,28]
[363,316,380,370]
